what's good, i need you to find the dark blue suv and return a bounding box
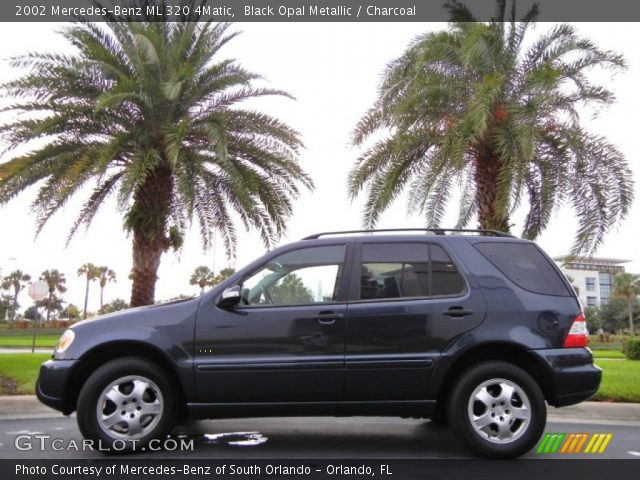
[36,229,600,458]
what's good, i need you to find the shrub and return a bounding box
[624,339,640,360]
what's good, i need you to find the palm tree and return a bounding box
[97,266,117,311]
[40,269,67,323]
[35,295,65,321]
[212,267,235,286]
[0,10,312,307]
[78,263,100,319]
[0,270,30,327]
[190,266,215,294]
[612,272,639,336]
[348,0,632,254]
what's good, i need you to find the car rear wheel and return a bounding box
[77,357,177,453]
[447,361,546,459]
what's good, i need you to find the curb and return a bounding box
[0,395,59,420]
[1,395,640,423]
[547,401,640,425]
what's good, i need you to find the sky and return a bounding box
[0,22,639,315]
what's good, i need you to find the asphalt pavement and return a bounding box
[1,397,639,459]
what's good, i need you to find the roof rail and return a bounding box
[302,228,515,240]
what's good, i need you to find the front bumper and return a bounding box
[35,359,78,415]
[529,347,602,407]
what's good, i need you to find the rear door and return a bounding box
[345,240,486,400]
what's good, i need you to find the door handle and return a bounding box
[442,307,474,317]
[312,312,343,324]
[318,318,336,325]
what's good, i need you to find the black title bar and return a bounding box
[3,459,640,480]
[3,0,640,22]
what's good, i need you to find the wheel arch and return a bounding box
[66,341,187,414]
[434,342,557,415]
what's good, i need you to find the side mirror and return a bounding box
[217,285,242,309]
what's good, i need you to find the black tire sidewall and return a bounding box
[77,357,177,453]
[447,361,546,459]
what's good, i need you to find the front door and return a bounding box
[194,244,349,403]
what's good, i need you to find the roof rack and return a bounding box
[302,228,515,240]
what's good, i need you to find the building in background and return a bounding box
[553,256,629,308]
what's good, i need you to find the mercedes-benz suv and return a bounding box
[36,229,600,458]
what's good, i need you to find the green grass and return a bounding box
[0,354,638,402]
[592,349,626,359]
[0,353,50,394]
[590,342,623,351]
[0,335,59,348]
[593,359,640,403]
[0,327,66,336]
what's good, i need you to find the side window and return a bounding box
[360,243,465,300]
[473,242,571,296]
[241,245,346,306]
[431,244,466,296]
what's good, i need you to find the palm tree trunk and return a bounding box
[10,289,18,329]
[46,292,52,323]
[475,150,510,233]
[100,286,104,311]
[628,299,635,336]
[83,277,89,320]
[129,167,173,307]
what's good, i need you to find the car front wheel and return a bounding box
[447,361,546,459]
[77,357,177,453]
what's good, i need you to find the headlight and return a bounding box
[55,329,75,355]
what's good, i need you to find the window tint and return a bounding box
[242,245,346,306]
[360,243,465,300]
[431,244,466,296]
[473,242,571,296]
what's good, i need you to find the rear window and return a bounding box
[473,242,571,296]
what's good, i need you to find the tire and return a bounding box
[446,361,546,459]
[77,357,178,453]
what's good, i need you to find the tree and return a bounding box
[61,303,81,321]
[101,298,129,314]
[23,305,43,322]
[583,306,602,332]
[0,293,13,321]
[190,266,215,294]
[97,266,117,311]
[612,272,640,336]
[0,270,31,327]
[39,269,67,323]
[213,267,235,286]
[348,0,632,254]
[0,11,312,308]
[270,274,314,305]
[78,262,100,320]
[35,294,65,321]
[77,263,100,320]
[599,298,639,334]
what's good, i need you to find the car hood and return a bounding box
[57,296,201,361]
[69,296,200,331]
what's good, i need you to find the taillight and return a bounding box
[563,313,589,348]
